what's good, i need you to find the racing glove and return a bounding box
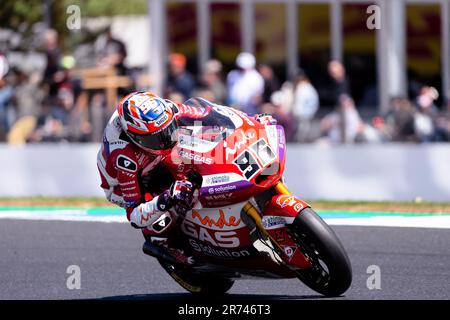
[254,113,277,126]
[169,180,198,216]
[129,180,197,229]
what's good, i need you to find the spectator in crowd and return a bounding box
[414,86,439,142]
[258,64,280,104]
[227,52,264,115]
[384,96,417,142]
[291,68,319,142]
[11,67,44,119]
[4,24,450,147]
[370,116,393,142]
[328,60,350,107]
[166,53,195,101]
[435,99,450,141]
[199,59,226,104]
[28,97,67,143]
[320,94,364,144]
[42,29,62,98]
[267,89,297,142]
[0,54,13,139]
[167,91,185,104]
[60,55,93,142]
[95,27,128,76]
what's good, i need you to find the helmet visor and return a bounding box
[130,120,178,151]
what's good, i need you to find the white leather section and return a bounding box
[129,196,163,228]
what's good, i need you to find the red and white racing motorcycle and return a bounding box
[143,98,352,297]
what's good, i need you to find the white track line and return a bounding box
[1,210,450,228]
[0,210,127,223]
[326,215,450,229]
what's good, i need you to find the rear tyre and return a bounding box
[158,259,234,295]
[288,208,352,296]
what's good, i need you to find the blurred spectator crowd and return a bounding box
[1,28,450,145]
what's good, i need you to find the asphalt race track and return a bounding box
[1,219,449,300]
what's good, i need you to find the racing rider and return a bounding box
[97,91,276,265]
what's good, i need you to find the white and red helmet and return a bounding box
[117,92,178,155]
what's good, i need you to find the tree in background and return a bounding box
[0,0,146,52]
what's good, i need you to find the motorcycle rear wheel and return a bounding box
[158,259,235,295]
[288,208,352,296]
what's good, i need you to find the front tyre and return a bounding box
[288,208,352,296]
[158,259,234,295]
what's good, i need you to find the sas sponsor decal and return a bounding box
[276,195,305,213]
[192,209,241,229]
[182,220,240,248]
[208,184,236,194]
[179,150,213,164]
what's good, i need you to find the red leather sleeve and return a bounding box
[110,147,143,215]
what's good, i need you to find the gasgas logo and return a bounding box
[192,209,241,228]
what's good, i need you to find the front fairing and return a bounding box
[164,106,286,208]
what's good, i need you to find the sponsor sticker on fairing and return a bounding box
[179,150,213,164]
[265,125,278,151]
[282,245,297,261]
[276,195,305,212]
[208,184,236,194]
[204,193,233,201]
[188,239,251,259]
[262,216,286,229]
[205,175,230,185]
[203,173,243,186]
[178,133,219,153]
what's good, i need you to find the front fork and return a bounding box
[241,181,295,233]
[241,182,312,268]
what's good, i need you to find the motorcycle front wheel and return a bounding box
[158,259,235,295]
[288,207,352,296]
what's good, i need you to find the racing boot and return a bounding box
[143,236,195,266]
